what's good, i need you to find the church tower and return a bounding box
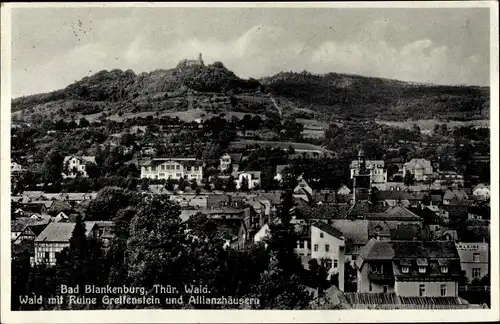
[353,148,371,202]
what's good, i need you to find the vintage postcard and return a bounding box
[1,1,498,323]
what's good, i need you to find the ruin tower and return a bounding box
[197,53,204,66]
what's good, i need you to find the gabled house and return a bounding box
[443,189,468,205]
[11,161,27,174]
[293,178,314,202]
[219,153,243,172]
[403,158,433,181]
[336,184,351,195]
[33,221,112,265]
[140,158,204,183]
[455,242,489,281]
[374,191,410,207]
[232,171,261,190]
[274,164,290,183]
[472,184,490,200]
[311,221,346,291]
[356,240,461,297]
[62,155,96,178]
[11,217,51,242]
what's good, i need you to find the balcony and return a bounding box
[368,272,394,282]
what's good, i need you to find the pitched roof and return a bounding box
[358,240,459,268]
[383,205,421,219]
[35,222,94,242]
[443,190,468,201]
[11,217,50,233]
[345,293,469,309]
[431,194,442,202]
[331,219,369,245]
[35,223,77,242]
[408,207,440,224]
[232,171,261,180]
[472,183,490,191]
[64,155,96,164]
[275,164,289,173]
[312,221,344,239]
[228,153,243,163]
[375,191,410,201]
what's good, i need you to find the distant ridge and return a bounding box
[12,58,489,122]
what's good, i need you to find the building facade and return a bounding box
[455,242,489,281]
[140,158,204,183]
[350,149,387,190]
[403,158,433,181]
[233,171,261,190]
[356,240,461,297]
[311,221,346,291]
[219,153,242,172]
[472,184,490,200]
[62,155,96,178]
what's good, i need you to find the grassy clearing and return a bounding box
[376,119,490,132]
[229,139,332,153]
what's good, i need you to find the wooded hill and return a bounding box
[12,62,489,122]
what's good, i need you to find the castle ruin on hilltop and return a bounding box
[178,53,205,69]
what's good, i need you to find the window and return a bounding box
[441,266,448,274]
[319,232,324,238]
[369,282,373,292]
[159,173,165,177]
[161,165,165,170]
[324,260,332,269]
[325,244,330,252]
[383,285,388,293]
[176,173,182,178]
[401,266,409,274]
[45,252,50,260]
[419,284,425,297]
[440,284,447,296]
[176,165,180,170]
[472,268,481,278]
[54,252,59,259]
[333,259,338,268]
[299,241,305,249]
[473,253,480,262]
[314,244,319,252]
[418,266,426,274]
[372,264,382,273]
[152,166,157,172]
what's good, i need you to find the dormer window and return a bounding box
[401,266,409,274]
[440,266,448,274]
[418,266,426,274]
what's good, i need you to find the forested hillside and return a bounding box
[12,63,489,123]
[260,71,489,121]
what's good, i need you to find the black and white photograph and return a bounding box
[1,2,498,323]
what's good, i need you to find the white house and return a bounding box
[253,223,270,245]
[62,155,96,178]
[11,161,27,173]
[472,184,490,200]
[140,158,203,183]
[403,158,433,181]
[274,164,290,183]
[337,184,351,195]
[233,171,261,190]
[219,153,242,172]
[311,221,346,291]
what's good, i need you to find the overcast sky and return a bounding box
[11,6,491,98]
